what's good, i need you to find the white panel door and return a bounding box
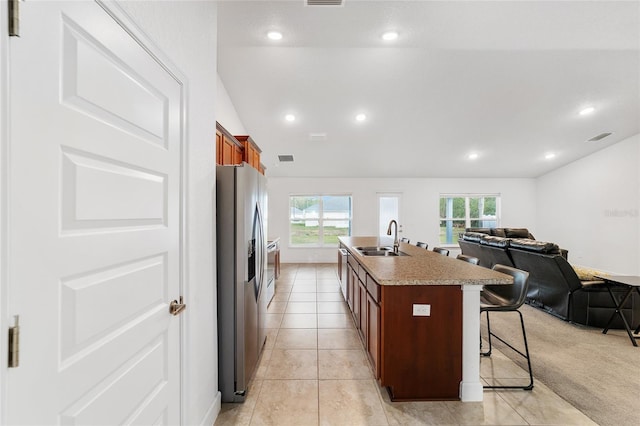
[5,1,183,424]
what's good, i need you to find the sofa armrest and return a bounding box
[580,280,605,288]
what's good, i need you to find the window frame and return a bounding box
[438,193,501,246]
[289,194,353,248]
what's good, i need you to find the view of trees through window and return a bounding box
[290,195,352,246]
[439,195,500,244]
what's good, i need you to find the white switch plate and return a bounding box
[413,304,431,316]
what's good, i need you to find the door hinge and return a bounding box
[8,315,20,368]
[9,0,20,37]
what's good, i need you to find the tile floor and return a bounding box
[215,263,596,426]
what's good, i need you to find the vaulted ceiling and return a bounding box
[217,0,640,178]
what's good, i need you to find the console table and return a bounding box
[595,275,640,346]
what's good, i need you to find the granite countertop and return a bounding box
[339,236,513,286]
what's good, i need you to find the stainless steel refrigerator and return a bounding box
[217,163,268,402]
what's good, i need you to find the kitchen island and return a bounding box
[338,236,513,402]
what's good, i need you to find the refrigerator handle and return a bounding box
[256,203,266,296]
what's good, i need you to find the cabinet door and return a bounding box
[347,263,358,313]
[243,144,255,166]
[358,279,367,340]
[222,136,234,165]
[233,144,244,164]
[216,130,223,165]
[353,272,361,326]
[367,293,380,378]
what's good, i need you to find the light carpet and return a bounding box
[481,303,640,426]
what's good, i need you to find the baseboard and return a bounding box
[199,392,222,426]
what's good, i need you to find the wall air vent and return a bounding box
[587,132,613,142]
[278,154,294,162]
[306,0,344,6]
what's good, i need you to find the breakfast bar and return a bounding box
[338,236,513,402]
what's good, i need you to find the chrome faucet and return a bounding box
[386,220,399,253]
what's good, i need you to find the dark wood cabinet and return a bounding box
[353,270,361,327]
[347,256,380,379]
[380,284,462,401]
[366,291,380,377]
[344,252,462,401]
[346,262,355,311]
[358,277,367,340]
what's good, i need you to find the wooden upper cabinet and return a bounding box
[235,135,262,172]
[233,144,243,165]
[215,123,265,174]
[215,129,223,165]
[215,122,244,166]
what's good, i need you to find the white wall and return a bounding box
[216,68,639,274]
[116,2,219,425]
[216,74,247,134]
[268,177,537,263]
[536,134,640,274]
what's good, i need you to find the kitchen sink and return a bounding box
[354,246,409,256]
[354,246,393,251]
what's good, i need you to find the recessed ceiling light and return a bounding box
[382,31,398,41]
[267,31,283,41]
[355,113,367,122]
[285,114,295,122]
[468,153,479,160]
[579,106,595,116]
[545,152,556,160]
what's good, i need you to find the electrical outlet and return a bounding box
[413,304,431,316]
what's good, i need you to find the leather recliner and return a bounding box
[458,231,640,329]
[458,231,519,269]
[508,243,639,329]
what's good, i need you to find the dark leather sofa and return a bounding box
[459,229,640,329]
[458,232,516,269]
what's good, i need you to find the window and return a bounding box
[289,195,352,247]
[439,194,500,245]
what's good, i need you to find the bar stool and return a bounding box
[416,242,428,249]
[481,264,534,390]
[432,247,449,256]
[456,254,479,265]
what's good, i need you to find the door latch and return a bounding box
[9,0,20,37]
[169,297,186,316]
[8,315,19,368]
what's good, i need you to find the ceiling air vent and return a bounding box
[309,133,327,142]
[306,0,344,6]
[278,154,294,162]
[587,132,613,142]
